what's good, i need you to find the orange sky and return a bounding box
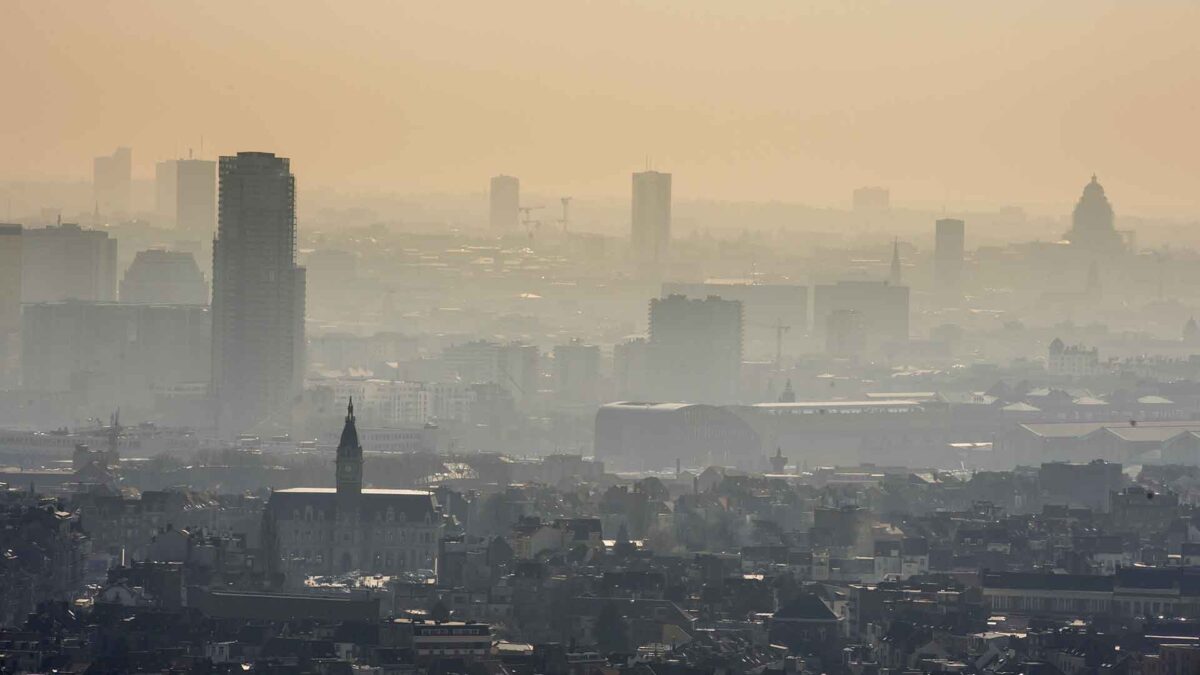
[3,1,1199,214]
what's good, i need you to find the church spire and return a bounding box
[888,238,903,286]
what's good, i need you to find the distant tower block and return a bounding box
[490,175,520,231]
[632,170,672,264]
[934,218,965,294]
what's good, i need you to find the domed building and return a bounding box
[1063,175,1125,255]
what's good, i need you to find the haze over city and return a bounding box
[4,3,1200,674]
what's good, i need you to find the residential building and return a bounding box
[211,152,306,436]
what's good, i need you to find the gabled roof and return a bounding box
[773,593,838,622]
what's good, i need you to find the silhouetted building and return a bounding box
[211,152,306,436]
[553,339,601,405]
[489,175,520,231]
[1064,175,1124,255]
[120,249,209,305]
[21,301,210,408]
[1047,338,1101,376]
[826,309,867,358]
[614,337,651,400]
[813,281,909,353]
[852,186,889,213]
[176,158,217,233]
[155,159,178,227]
[0,225,20,385]
[661,280,807,361]
[934,218,965,293]
[263,401,443,582]
[632,170,671,264]
[93,146,131,217]
[20,223,118,303]
[647,294,742,403]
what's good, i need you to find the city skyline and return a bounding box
[4,2,1200,216]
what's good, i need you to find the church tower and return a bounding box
[888,238,903,286]
[336,398,363,498]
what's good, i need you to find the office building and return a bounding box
[813,281,909,353]
[647,294,742,403]
[20,223,118,303]
[489,175,519,231]
[852,186,889,213]
[631,170,671,264]
[613,337,651,401]
[93,147,132,217]
[211,152,306,436]
[826,309,867,358]
[553,339,601,405]
[0,225,20,385]
[155,160,178,227]
[120,249,209,305]
[21,301,210,408]
[176,159,217,233]
[934,218,965,293]
[155,158,217,232]
[661,280,807,362]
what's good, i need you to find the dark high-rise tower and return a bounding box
[631,170,671,264]
[211,152,306,436]
[336,398,363,498]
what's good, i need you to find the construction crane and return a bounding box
[518,205,544,241]
[559,196,573,234]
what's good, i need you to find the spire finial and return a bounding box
[347,397,354,420]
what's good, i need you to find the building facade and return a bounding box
[489,175,520,231]
[211,152,306,436]
[263,401,443,583]
[94,147,131,217]
[934,218,965,294]
[20,223,118,303]
[647,294,742,403]
[631,170,671,265]
[120,249,209,305]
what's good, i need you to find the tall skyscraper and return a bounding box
[176,159,217,233]
[20,223,118,303]
[211,152,306,436]
[94,147,132,217]
[934,218,965,294]
[1063,175,1124,255]
[489,175,520,231]
[631,170,671,264]
[647,294,742,403]
[0,225,21,385]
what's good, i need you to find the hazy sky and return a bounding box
[4,1,1199,214]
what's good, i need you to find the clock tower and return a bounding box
[336,398,363,498]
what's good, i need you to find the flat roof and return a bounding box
[274,487,432,496]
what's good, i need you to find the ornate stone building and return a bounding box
[1063,175,1125,255]
[264,400,443,583]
